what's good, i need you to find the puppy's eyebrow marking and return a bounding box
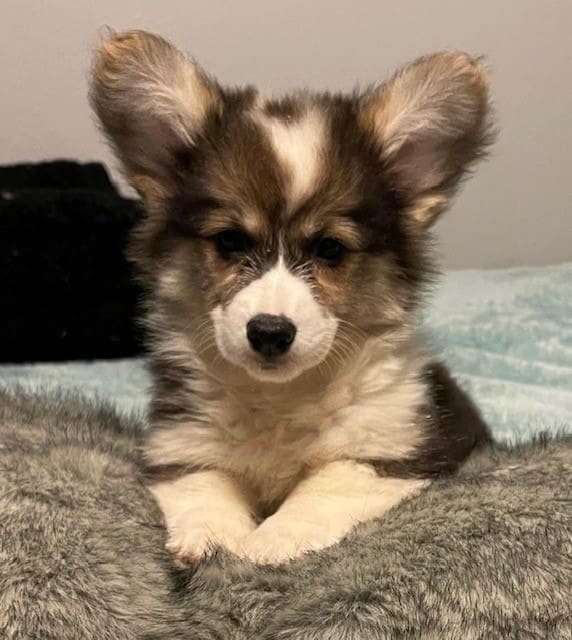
[290,212,364,250]
[197,208,268,238]
[253,106,326,211]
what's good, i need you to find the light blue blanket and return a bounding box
[2,263,571,442]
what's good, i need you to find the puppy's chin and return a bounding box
[216,348,326,385]
[244,361,304,384]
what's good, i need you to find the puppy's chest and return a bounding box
[214,404,326,505]
[207,372,427,505]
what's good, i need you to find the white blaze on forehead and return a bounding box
[256,107,327,208]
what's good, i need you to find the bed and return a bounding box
[1,163,571,638]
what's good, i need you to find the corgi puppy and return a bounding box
[91,30,493,565]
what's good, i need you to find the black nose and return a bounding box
[246,314,297,357]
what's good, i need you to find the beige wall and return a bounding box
[1,0,570,268]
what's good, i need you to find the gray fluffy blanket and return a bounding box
[1,390,571,639]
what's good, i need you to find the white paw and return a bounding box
[242,515,345,565]
[166,508,256,565]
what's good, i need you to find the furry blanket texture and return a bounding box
[0,160,144,362]
[1,390,570,639]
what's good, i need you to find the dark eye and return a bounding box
[313,237,347,265]
[213,229,252,257]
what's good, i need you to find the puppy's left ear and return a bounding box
[359,52,495,228]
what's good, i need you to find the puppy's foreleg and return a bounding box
[150,470,256,564]
[242,460,427,565]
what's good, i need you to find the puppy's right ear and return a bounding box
[90,29,221,197]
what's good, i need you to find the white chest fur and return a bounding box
[145,338,429,508]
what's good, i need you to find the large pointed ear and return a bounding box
[90,29,221,197]
[359,52,495,228]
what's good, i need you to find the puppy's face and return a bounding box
[91,31,493,383]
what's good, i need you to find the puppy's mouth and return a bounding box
[239,350,306,383]
[258,359,282,370]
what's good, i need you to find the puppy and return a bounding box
[90,30,493,565]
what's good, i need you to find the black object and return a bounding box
[1,160,145,362]
[246,314,297,357]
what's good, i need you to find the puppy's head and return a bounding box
[91,30,494,383]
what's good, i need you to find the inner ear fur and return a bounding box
[359,51,495,227]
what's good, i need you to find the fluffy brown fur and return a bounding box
[90,30,494,566]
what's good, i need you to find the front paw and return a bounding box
[242,515,343,565]
[166,508,256,565]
